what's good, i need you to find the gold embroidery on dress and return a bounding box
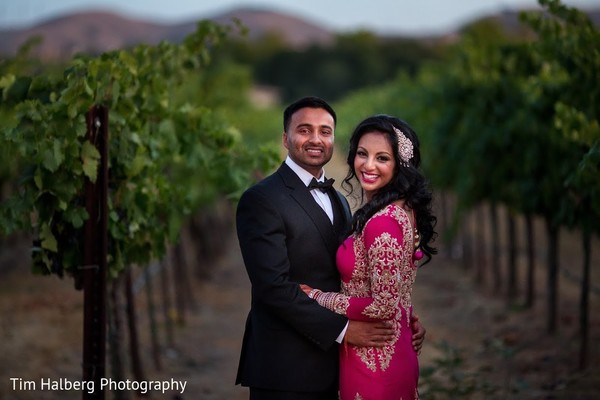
[312,204,417,375]
[348,204,416,372]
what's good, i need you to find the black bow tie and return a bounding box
[308,177,335,192]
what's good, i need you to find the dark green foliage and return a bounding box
[216,30,442,103]
[0,21,279,279]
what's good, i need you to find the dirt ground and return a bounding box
[1,221,599,400]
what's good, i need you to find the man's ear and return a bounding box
[282,131,289,150]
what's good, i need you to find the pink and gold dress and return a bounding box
[316,203,419,400]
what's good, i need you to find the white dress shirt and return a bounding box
[285,156,334,223]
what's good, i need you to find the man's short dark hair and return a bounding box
[283,96,337,132]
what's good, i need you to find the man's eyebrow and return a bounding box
[294,123,334,130]
[318,124,334,131]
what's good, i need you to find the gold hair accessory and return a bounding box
[393,126,413,167]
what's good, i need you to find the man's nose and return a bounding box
[308,131,321,143]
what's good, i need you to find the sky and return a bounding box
[0,0,598,35]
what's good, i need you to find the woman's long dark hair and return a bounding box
[342,114,437,264]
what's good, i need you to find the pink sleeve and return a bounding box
[313,213,405,322]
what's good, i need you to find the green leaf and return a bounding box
[64,206,89,228]
[111,80,121,108]
[81,141,100,182]
[34,168,43,189]
[0,73,15,87]
[67,103,78,119]
[128,150,146,177]
[2,75,31,102]
[40,223,58,252]
[42,139,65,172]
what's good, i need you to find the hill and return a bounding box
[0,11,172,60]
[0,6,598,60]
[0,7,334,60]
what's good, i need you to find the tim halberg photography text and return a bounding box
[9,377,187,395]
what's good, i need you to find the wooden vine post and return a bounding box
[82,105,109,400]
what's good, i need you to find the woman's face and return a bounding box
[353,131,396,201]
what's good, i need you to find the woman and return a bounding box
[302,114,437,399]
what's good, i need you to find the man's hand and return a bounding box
[411,315,426,355]
[345,320,395,347]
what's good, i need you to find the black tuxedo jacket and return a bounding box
[235,162,352,392]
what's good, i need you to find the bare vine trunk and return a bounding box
[108,274,128,400]
[124,267,147,397]
[160,252,175,347]
[489,202,501,294]
[545,219,559,335]
[144,266,162,371]
[474,204,487,286]
[524,214,536,308]
[506,211,518,307]
[578,228,591,370]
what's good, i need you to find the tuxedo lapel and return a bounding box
[326,188,350,244]
[277,164,338,253]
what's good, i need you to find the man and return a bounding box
[236,96,425,399]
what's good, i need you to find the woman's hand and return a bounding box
[299,284,313,295]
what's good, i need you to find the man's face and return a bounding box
[283,107,335,177]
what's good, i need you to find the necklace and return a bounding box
[412,209,423,261]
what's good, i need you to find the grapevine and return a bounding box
[0,20,278,281]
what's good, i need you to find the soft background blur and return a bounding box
[1,0,599,399]
[2,0,597,33]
